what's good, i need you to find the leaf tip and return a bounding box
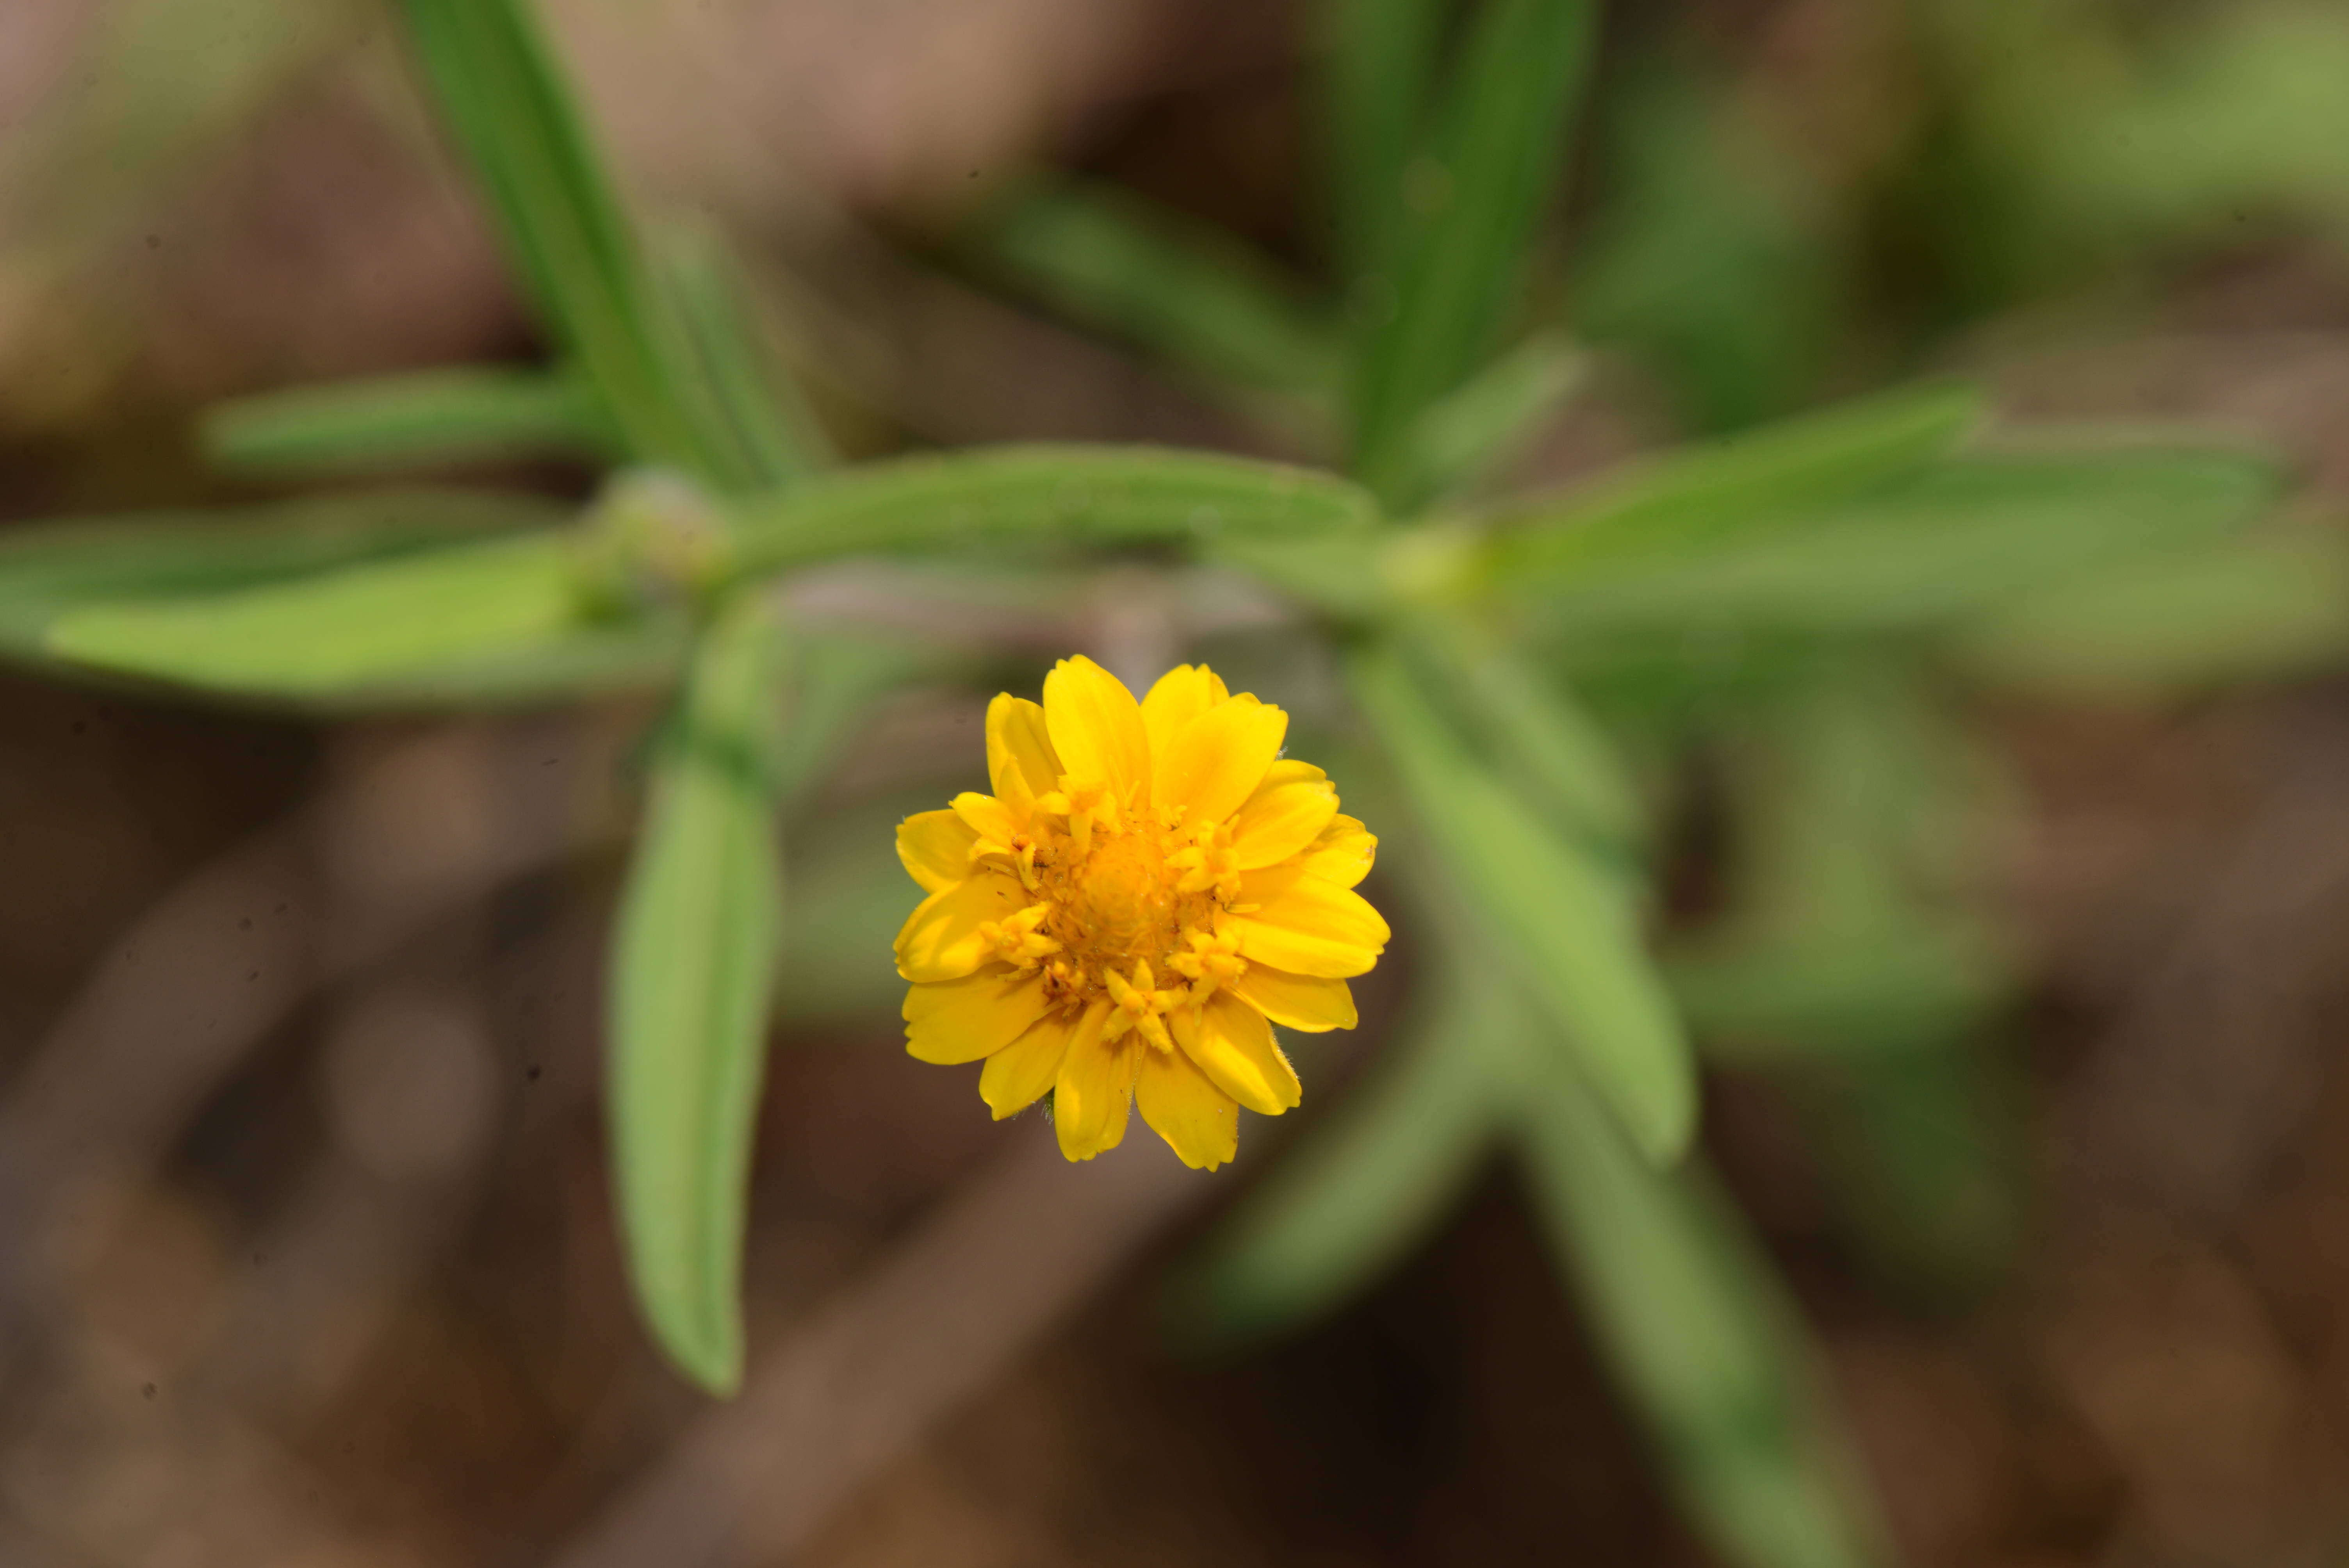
[649,1301,745,1398]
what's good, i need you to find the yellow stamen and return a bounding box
[1166,925,1247,1003]
[1039,776,1123,861]
[1168,820,1242,900]
[977,903,1062,969]
[1103,960,1185,1051]
[969,831,1043,891]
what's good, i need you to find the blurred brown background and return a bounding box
[6,1,2349,1565]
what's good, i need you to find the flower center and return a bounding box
[1023,811,1220,1007]
[1065,830,1171,954]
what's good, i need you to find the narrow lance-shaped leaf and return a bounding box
[45,531,588,698]
[0,488,566,658]
[1351,0,1599,503]
[322,613,692,711]
[1170,985,1499,1347]
[1510,1045,1892,1568]
[1725,667,1972,945]
[348,582,925,718]
[1322,0,1447,289]
[1348,640,1696,1162]
[728,445,1378,574]
[1948,531,2349,697]
[1205,527,1404,624]
[1665,665,2011,1058]
[1415,615,1646,852]
[202,366,618,476]
[652,221,833,490]
[1568,65,1839,434]
[1398,328,1585,506]
[1524,447,2283,641]
[969,181,1340,399]
[609,594,792,1393]
[1667,930,2000,1062]
[392,0,718,473]
[1481,381,1984,588]
[1676,672,2021,1301]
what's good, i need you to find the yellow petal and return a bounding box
[1135,1047,1239,1171]
[893,871,1028,982]
[986,693,1059,814]
[1053,999,1135,1161]
[1154,693,1288,829]
[1172,991,1301,1114]
[1140,664,1229,762]
[1292,815,1376,889]
[1222,865,1390,978]
[904,968,1053,1064]
[1043,656,1149,807]
[1229,963,1357,1032]
[1230,760,1339,869]
[896,809,979,893]
[980,1007,1076,1119]
[905,961,1012,1023]
[950,791,1023,846]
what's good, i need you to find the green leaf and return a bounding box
[392,0,717,473]
[45,530,587,697]
[608,594,791,1394]
[1667,666,2016,1058]
[1664,671,2021,1303]
[1572,65,1837,433]
[1948,532,2349,696]
[1349,640,1695,1162]
[0,488,564,658]
[1525,445,2284,640]
[202,366,618,476]
[1321,0,1447,288]
[1510,1052,1890,1568]
[1718,666,1989,939]
[1206,533,1397,623]
[1350,0,1599,502]
[729,445,1378,574]
[1397,328,1584,508]
[1667,928,2003,1060]
[1483,382,1984,586]
[321,611,692,710]
[968,180,1340,400]
[1773,675,2024,1294]
[651,221,833,490]
[1170,992,1498,1347]
[1413,617,1647,851]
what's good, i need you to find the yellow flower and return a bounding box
[893,656,1388,1169]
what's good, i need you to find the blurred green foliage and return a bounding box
[961,2,2349,1563]
[4,1,2348,1561]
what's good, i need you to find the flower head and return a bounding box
[894,656,1388,1169]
